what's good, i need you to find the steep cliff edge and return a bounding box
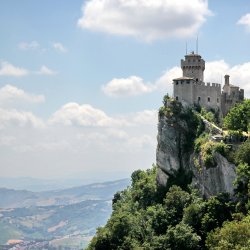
[156,98,236,197]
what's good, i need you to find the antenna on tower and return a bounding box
[196,36,199,54]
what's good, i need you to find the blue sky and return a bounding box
[0,0,250,181]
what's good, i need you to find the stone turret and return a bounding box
[181,52,205,82]
[224,75,230,85]
[221,74,244,116]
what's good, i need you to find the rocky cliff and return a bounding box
[156,98,236,197]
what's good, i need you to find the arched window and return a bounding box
[208,97,210,102]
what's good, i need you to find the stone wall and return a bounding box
[173,80,221,111]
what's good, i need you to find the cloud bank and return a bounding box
[0,85,157,178]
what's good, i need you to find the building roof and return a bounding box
[229,84,239,88]
[173,76,194,81]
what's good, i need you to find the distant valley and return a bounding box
[0,179,130,249]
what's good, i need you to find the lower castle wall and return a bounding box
[193,83,221,110]
[173,80,193,104]
[173,81,243,116]
[174,81,221,111]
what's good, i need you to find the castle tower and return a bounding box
[223,75,230,94]
[181,52,205,82]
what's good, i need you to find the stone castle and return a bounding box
[172,52,244,116]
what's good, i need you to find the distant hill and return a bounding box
[0,179,130,248]
[0,177,112,192]
[0,179,130,208]
[0,200,112,246]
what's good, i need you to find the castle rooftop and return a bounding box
[173,76,194,80]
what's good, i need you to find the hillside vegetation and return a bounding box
[87,99,250,250]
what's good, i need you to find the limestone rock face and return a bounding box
[156,107,192,187]
[192,153,236,197]
[156,102,236,197]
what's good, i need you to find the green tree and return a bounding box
[166,222,201,250]
[163,186,191,226]
[201,194,233,235]
[234,163,250,213]
[235,139,250,166]
[131,168,157,208]
[223,99,250,132]
[206,215,250,250]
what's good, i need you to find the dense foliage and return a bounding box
[194,133,230,168]
[224,99,250,132]
[87,165,250,250]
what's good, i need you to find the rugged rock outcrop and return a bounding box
[191,152,236,197]
[156,100,236,197]
[156,105,192,186]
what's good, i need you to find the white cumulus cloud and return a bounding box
[229,62,250,96]
[53,42,67,53]
[203,60,250,97]
[18,41,40,50]
[237,13,250,32]
[155,66,182,95]
[0,85,45,105]
[128,110,158,126]
[0,61,29,77]
[0,108,45,129]
[37,65,57,75]
[78,0,211,41]
[49,103,128,127]
[102,76,155,97]
[204,60,229,83]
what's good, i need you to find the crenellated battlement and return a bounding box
[198,82,221,88]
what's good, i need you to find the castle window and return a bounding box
[181,81,183,84]
[176,81,179,85]
[217,98,219,103]
[198,97,201,102]
[186,80,190,84]
[208,97,210,102]
[176,96,179,101]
